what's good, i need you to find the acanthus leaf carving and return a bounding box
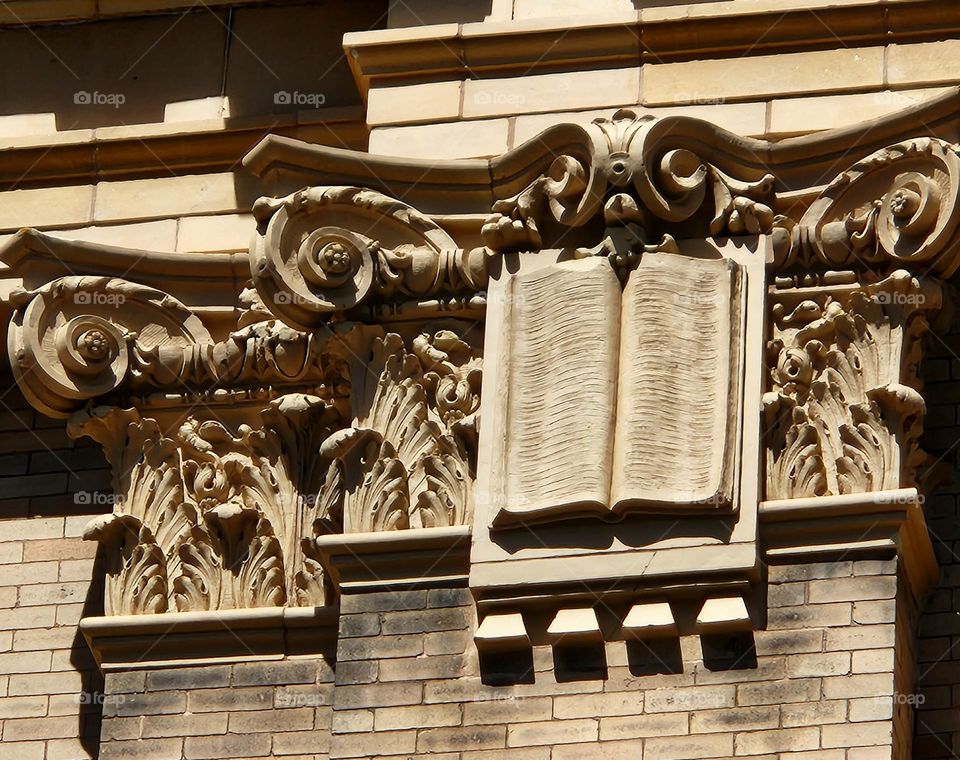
[764,271,940,501]
[322,330,480,533]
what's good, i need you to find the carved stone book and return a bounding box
[497,251,744,526]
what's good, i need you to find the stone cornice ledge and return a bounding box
[759,488,938,600]
[314,526,472,593]
[80,606,338,671]
[343,0,960,92]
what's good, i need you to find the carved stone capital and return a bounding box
[763,270,940,501]
[71,396,344,615]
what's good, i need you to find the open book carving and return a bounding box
[495,250,745,526]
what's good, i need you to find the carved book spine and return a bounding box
[501,257,621,523]
[611,253,744,512]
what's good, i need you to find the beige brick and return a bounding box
[368,80,462,126]
[553,690,644,719]
[0,650,52,673]
[690,704,778,733]
[754,629,823,655]
[464,67,639,118]
[228,707,313,733]
[141,711,228,738]
[0,560,58,586]
[768,603,852,630]
[176,213,255,253]
[419,725,508,752]
[852,648,895,674]
[334,681,422,709]
[0,518,64,541]
[781,699,846,727]
[645,732,733,759]
[331,728,417,757]
[3,715,80,740]
[643,47,884,105]
[464,695,552,724]
[550,739,644,759]
[185,732,271,758]
[378,653,472,681]
[58,558,96,582]
[735,726,819,755]
[369,119,510,160]
[821,720,893,748]
[0,695,47,718]
[849,695,893,722]
[188,686,272,713]
[46,737,95,760]
[786,652,851,678]
[462,749,550,760]
[12,626,79,652]
[738,678,821,706]
[888,40,960,86]
[374,702,461,730]
[852,600,896,625]
[8,670,83,696]
[807,576,896,604]
[96,738,184,759]
[507,718,597,747]
[599,711,688,740]
[94,173,246,223]
[0,741,45,759]
[823,673,893,700]
[18,581,89,606]
[645,684,734,712]
[0,542,24,564]
[0,186,93,232]
[825,625,895,651]
[272,729,331,755]
[331,708,373,733]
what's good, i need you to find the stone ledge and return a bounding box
[759,488,938,600]
[0,107,366,191]
[343,0,960,92]
[314,526,472,593]
[80,605,338,671]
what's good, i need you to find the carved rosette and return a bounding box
[763,271,940,501]
[251,186,488,328]
[319,330,481,533]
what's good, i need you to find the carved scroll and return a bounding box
[251,186,488,328]
[482,109,777,255]
[763,271,940,500]
[776,138,960,276]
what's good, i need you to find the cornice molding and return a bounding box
[343,1,960,93]
[80,605,338,671]
[0,109,366,192]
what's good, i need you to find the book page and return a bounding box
[611,252,744,512]
[498,256,621,525]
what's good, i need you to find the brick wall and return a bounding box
[330,561,909,760]
[912,302,960,759]
[0,384,109,759]
[98,659,333,760]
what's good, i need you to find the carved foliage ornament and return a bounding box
[319,330,481,534]
[481,109,776,255]
[763,271,939,501]
[251,186,489,328]
[73,396,344,615]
